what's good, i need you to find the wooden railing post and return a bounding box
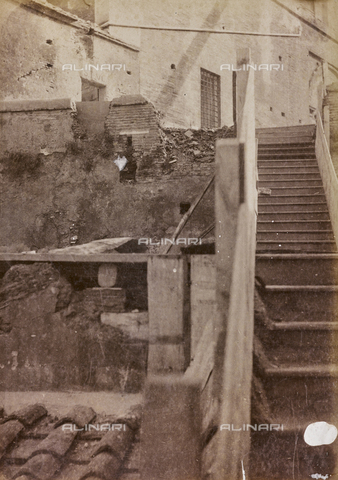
[211,48,256,480]
[140,375,201,480]
[147,256,190,374]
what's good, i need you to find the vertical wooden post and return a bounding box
[140,375,201,480]
[147,256,190,374]
[190,255,216,361]
[213,138,241,398]
[212,47,256,480]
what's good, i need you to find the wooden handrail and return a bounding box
[213,48,257,479]
[315,111,338,248]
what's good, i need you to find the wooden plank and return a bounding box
[190,255,216,360]
[161,176,214,254]
[147,256,189,373]
[101,312,149,341]
[213,138,241,397]
[140,375,201,480]
[0,253,151,264]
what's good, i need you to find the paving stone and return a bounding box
[79,452,120,480]
[92,425,134,461]
[0,420,24,459]
[29,426,77,459]
[2,404,47,427]
[54,405,96,429]
[14,453,61,480]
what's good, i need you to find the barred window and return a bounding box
[201,68,221,129]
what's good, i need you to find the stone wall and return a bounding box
[0,99,75,155]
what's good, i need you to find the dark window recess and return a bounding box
[281,112,285,117]
[180,202,191,215]
[201,68,221,129]
[81,78,105,101]
[120,136,137,183]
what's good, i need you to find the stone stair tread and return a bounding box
[265,285,338,291]
[258,220,330,223]
[264,364,338,376]
[267,321,338,330]
[257,253,338,258]
[257,240,336,244]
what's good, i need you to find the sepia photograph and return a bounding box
[0,0,337,478]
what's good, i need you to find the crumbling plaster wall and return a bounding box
[0,0,139,103]
[107,0,338,128]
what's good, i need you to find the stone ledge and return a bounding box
[111,95,149,107]
[0,98,74,112]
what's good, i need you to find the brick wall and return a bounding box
[105,95,161,155]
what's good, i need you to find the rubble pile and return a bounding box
[161,124,234,161]
[144,124,235,178]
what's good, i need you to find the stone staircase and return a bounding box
[251,125,338,479]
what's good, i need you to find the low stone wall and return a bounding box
[0,98,75,155]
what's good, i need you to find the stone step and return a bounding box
[259,165,319,174]
[256,240,337,253]
[257,230,335,241]
[256,253,338,285]
[258,285,338,323]
[258,172,322,181]
[257,211,331,221]
[258,159,318,167]
[249,429,336,480]
[258,194,326,204]
[258,144,315,152]
[256,328,338,366]
[258,202,328,212]
[257,220,332,231]
[258,153,317,159]
[260,185,324,195]
[258,178,323,187]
